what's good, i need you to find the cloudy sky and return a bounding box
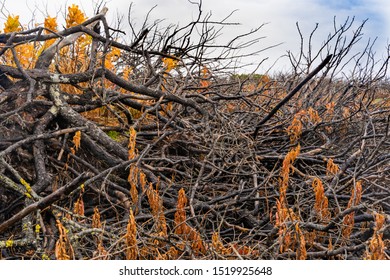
[0,0,389,74]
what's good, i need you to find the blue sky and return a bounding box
[319,0,364,9]
[0,0,389,74]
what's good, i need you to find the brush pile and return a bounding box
[0,4,389,259]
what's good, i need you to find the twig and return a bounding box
[253,54,332,138]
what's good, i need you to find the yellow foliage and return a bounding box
[287,107,322,143]
[104,47,121,70]
[110,47,121,59]
[35,224,41,234]
[66,4,86,28]
[56,36,91,76]
[5,240,14,247]
[20,178,32,194]
[122,66,133,80]
[286,108,322,143]
[3,15,21,33]
[52,5,90,78]
[2,39,36,69]
[162,57,178,72]
[44,16,57,33]
[282,145,300,177]
[42,16,58,49]
[243,83,255,92]
[20,43,36,68]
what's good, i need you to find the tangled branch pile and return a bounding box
[0,4,389,259]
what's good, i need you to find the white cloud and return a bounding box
[0,0,387,74]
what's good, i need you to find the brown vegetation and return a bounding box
[0,3,389,259]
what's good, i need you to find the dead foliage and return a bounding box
[0,4,389,259]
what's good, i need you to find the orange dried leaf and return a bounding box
[342,181,363,238]
[325,101,335,113]
[212,232,230,254]
[312,178,330,221]
[92,207,102,229]
[128,127,137,160]
[125,209,138,260]
[342,212,354,238]
[200,66,211,88]
[295,223,307,260]
[326,158,339,176]
[55,220,74,260]
[159,246,179,260]
[354,181,362,205]
[174,188,188,234]
[147,183,167,237]
[280,144,300,199]
[128,164,139,205]
[367,233,386,260]
[73,196,85,217]
[286,115,303,143]
[308,107,322,124]
[200,79,211,88]
[94,240,109,260]
[328,236,333,251]
[366,212,387,260]
[72,131,81,151]
[374,213,386,231]
[139,171,147,191]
